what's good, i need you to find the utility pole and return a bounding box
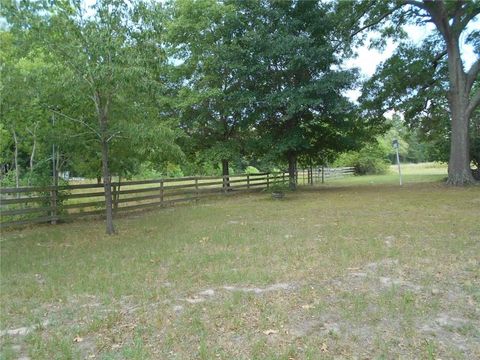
[392,139,402,186]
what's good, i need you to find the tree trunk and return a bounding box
[444,36,475,185]
[447,98,474,185]
[30,135,36,174]
[100,136,115,234]
[222,159,230,190]
[13,130,19,191]
[287,152,297,190]
[29,122,39,177]
[98,110,115,235]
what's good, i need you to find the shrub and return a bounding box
[165,162,184,178]
[245,166,260,174]
[334,143,390,175]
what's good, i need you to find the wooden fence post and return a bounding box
[247,174,250,189]
[50,187,57,225]
[160,179,164,205]
[266,173,269,189]
[195,177,199,202]
[112,183,117,212]
[321,166,325,184]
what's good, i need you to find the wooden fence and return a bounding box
[296,166,355,185]
[0,167,353,228]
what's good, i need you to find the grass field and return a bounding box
[1,163,479,359]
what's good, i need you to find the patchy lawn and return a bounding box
[1,168,479,359]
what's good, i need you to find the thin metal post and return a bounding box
[396,148,403,186]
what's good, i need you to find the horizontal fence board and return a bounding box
[66,192,107,200]
[163,189,200,198]
[0,185,56,194]
[162,183,199,191]
[247,176,269,182]
[58,183,105,191]
[0,183,104,194]
[0,206,54,217]
[196,180,225,187]
[1,195,51,205]
[112,179,161,186]
[62,200,106,210]
[115,187,160,196]
[116,193,162,204]
[115,196,196,213]
[231,181,269,190]
[223,178,249,185]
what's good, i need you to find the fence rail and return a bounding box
[0,167,353,228]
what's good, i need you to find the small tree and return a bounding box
[3,0,178,234]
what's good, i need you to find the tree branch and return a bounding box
[466,58,480,93]
[456,6,480,34]
[432,49,447,67]
[349,4,402,39]
[451,0,467,29]
[50,109,101,139]
[466,88,480,120]
[421,0,454,42]
[401,0,427,11]
[106,131,122,143]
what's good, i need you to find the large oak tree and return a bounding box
[347,0,480,185]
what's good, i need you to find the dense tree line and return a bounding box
[1,0,478,233]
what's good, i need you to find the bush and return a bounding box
[137,163,162,180]
[334,143,390,175]
[0,170,18,187]
[165,162,184,178]
[245,166,260,174]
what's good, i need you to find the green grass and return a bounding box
[1,163,479,359]
[324,162,447,186]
